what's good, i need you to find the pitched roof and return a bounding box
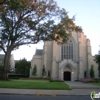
[35,49,43,55]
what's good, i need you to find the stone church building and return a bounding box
[30,31,98,81]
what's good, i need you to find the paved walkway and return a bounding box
[0,81,100,96]
[65,81,100,89]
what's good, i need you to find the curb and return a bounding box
[0,93,90,96]
[71,87,100,89]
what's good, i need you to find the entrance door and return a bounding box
[64,71,71,81]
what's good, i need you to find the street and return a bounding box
[0,94,92,100]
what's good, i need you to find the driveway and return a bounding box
[65,81,100,89]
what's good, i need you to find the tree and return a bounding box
[0,63,3,79]
[94,54,100,78]
[94,45,100,78]
[32,64,37,76]
[0,0,82,80]
[42,65,46,77]
[90,65,95,78]
[15,58,30,77]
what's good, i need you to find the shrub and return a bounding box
[90,65,95,78]
[9,77,20,79]
[49,78,63,82]
[32,65,37,76]
[96,80,99,83]
[49,78,53,82]
[80,78,95,83]
[42,65,46,77]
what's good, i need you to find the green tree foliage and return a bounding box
[15,58,30,77]
[0,0,82,80]
[90,65,95,78]
[42,65,46,77]
[0,63,3,79]
[32,65,37,76]
[94,54,100,78]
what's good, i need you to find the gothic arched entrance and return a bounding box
[63,65,71,81]
[59,59,76,81]
[64,71,71,81]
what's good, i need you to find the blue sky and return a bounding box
[3,0,100,61]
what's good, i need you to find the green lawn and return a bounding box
[88,82,100,86]
[0,80,71,90]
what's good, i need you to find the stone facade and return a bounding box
[30,31,98,81]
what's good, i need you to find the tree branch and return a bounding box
[0,45,6,53]
[12,41,39,49]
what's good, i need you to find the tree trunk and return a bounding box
[1,49,11,80]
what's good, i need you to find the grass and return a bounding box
[88,82,100,86]
[0,80,71,90]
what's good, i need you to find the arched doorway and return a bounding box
[59,60,76,81]
[64,71,71,81]
[63,65,71,81]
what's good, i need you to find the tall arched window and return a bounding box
[61,39,73,61]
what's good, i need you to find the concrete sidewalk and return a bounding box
[0,88,100,96]
[65,81,100,89]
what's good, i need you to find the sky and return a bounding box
[1,0,100,61]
